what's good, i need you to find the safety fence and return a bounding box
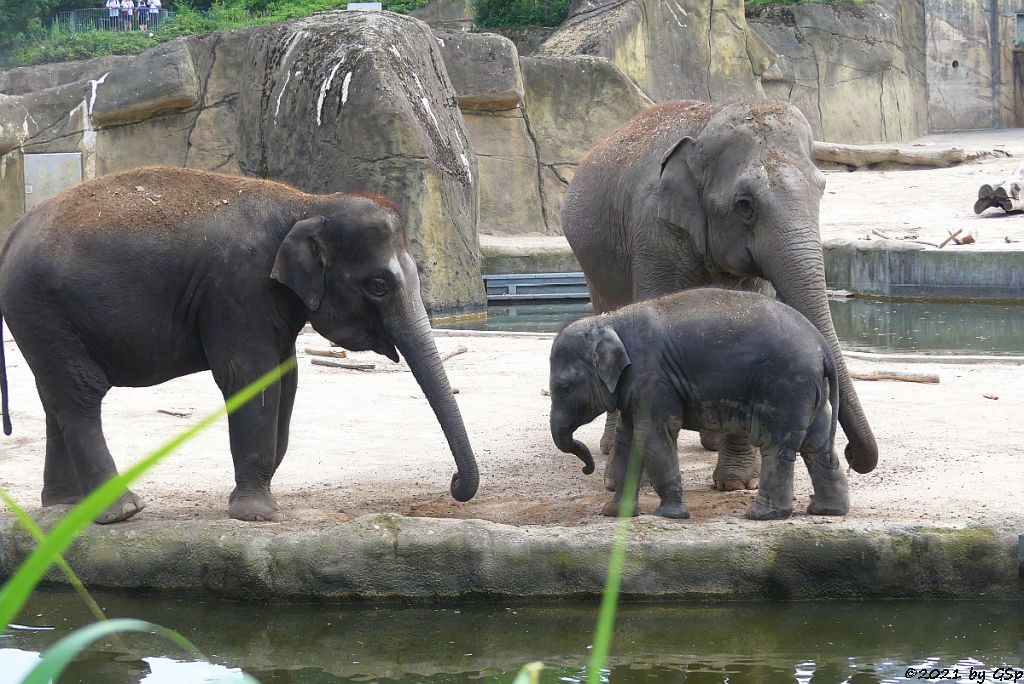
[51,8,174,32]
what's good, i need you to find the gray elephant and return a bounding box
[549,288,849,520]
[0,167,478,523]
[562,100,878,491]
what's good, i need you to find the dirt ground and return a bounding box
[0,327,1020,530]
[0,129,1022,531]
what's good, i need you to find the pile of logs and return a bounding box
[975,163,1024,214]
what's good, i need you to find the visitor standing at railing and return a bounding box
[148,0,161,29]
[106,0,120,29]
[138,0,149,29]
[120,0,135,29]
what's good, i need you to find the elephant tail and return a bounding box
[824,349,839,454]
[0,311,10,435]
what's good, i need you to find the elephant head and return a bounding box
[549,318,630,475]
[270,195,479,501]
[656,101,877,473]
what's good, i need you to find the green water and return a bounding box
[445,299,1024,355]
[3,591,1022,683]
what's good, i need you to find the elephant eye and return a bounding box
[363,276,388,298]
[734,195,756,222]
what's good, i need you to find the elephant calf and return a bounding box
[0,167,478,523]
[549,288,849,520]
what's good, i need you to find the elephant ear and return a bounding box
[271,216,328,311]
[590,324,631,394]
[657,135,708,259]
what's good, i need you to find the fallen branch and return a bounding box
[305,347,348,359]
[813,141,1007,169]
[157,409,192,417]
[871,229,892,240]
[440,345,468,363]
[937,228,962,249]
[850,370,939,384]
[311,358,375,371]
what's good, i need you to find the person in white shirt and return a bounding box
[120,0,135,30]
[148,0,162,28]
[105,0,120,30]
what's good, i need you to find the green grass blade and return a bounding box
[585,416,649,684]
[21,618,202,684]
[0,360,295,631]
[0,489,110,629]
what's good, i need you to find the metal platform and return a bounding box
[482,272,590,302]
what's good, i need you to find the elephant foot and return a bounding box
[229,489,283,522]
[699,432,721,452]
[744,496,792,521]
[712,435,760,491]
[94,491,145,524]
[601,498,639,518]
[654,484,689,519]
[806,494,849,516]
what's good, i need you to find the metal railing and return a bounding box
[51,7,174,33]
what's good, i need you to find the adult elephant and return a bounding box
[562,100,878,490]
[0,167,478,523]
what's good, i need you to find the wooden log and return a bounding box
[812,142,1005,169]
[850,370,939,384]
[305,347,348,359]
[938,228,962,249]
[311,358,375,371]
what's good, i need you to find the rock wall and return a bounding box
[536,0,769,103]
[746,1,928,143]
[925,0,1017,132]
[0,12,484,314]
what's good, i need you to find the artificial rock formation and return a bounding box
[747,1,927,143]
[537,0,769,103]
[236,11,482,313]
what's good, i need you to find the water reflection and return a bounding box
[2,592,1021,683]
[443,299,1024,356]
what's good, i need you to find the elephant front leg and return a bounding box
[744,443,794,520]
[212,361,285,522]
[642,420,689,519]
[601,414,638,517]
[713,432,761,491]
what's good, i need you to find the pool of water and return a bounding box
[3,591,1022,683]
[443,299,1024,356]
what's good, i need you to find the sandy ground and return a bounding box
[0,327,1020,530]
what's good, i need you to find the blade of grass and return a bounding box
[511,662,544,684]
[0,360,295,631]
[585,415,649,684]
[0,489,112,633]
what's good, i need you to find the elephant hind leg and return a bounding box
[713,432,761,491]
[41,411,83,507]
[744,443,794,520]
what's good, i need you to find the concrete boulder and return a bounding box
[747,1,927,143]
[537,0,768,103]
[521,55,652,233]
[236,11,483,314]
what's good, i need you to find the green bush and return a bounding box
[474,0,568,28]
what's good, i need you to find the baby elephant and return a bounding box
[549,288,850,520]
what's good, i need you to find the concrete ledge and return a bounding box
[823,238,1024,301]
[2,513,1020,601]
[479,235,1024,301]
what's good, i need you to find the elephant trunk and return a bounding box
[551,416,595,475]
[387,301,479,501]
[766,235,879,474]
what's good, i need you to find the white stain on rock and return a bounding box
[274,71,292,122]
[341,72,353,105]
[317,60,345,126]
[665,0,685,29]
[77,71,110,180]
[460,153,472,184]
